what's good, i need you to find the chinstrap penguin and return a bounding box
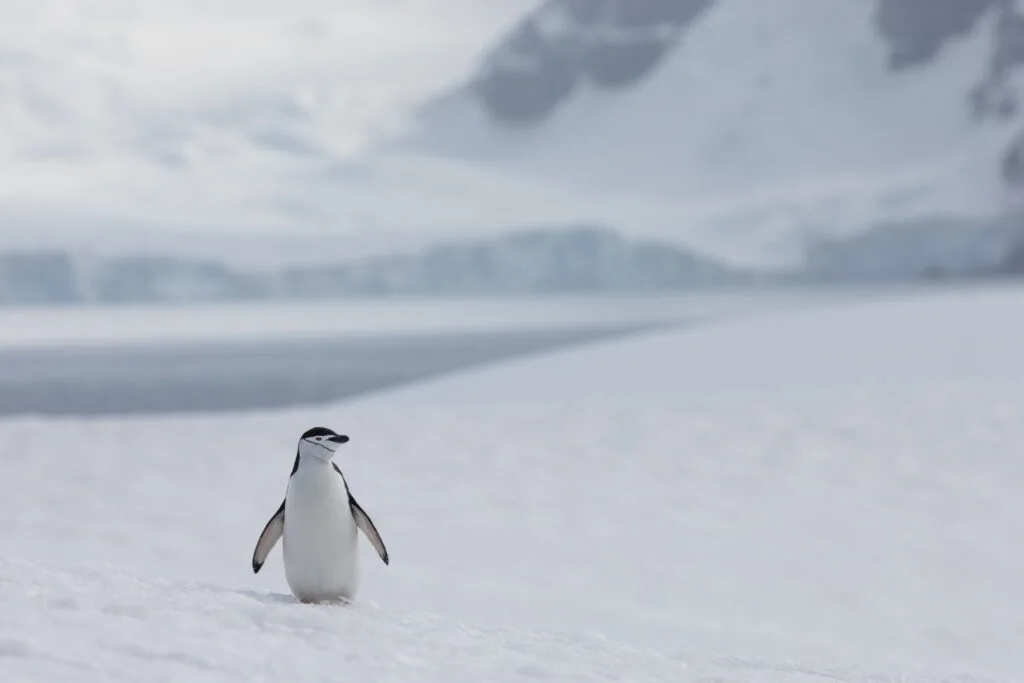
[252,427,389,603]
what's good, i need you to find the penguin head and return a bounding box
[297,426,349,461]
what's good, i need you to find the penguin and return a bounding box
[251,426,389,603]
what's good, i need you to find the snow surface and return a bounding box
[356,281,1024,403]
[3,284,1024,681]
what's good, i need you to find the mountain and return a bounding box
[5,2,1024,280]
[452,1,1024,129]
[6,220,1024,306]
[390,0,1024,268]
[277,226,761,296]
[0,227,763,305]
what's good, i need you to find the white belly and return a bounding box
[283,462,360,603]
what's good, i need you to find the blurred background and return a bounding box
[2,0,1022,416]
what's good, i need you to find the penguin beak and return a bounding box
[321,434,349,452]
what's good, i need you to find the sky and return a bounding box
[0,1,533,249]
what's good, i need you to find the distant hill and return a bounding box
[3,221,1023,306]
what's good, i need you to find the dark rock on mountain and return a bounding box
[952,2,1024,186]
[476,0,1017,126]
[581,0,712,88]
[871,1,1024,191]
[874,0,996,70]
[468,1,1024,197]
[968,2,1024,121]
[474,0,713,124]
[474,16,578,125]
[581,38,670,89]
[991,3,1024,77]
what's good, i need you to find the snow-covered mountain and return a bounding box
[389,0,1024,266]
[4,1,1024,288]
[433,0,1024,129]
[5,221,1024,306]
[0,227,765,305]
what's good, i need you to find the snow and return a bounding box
[395,0,1022,266]
[5,563,968,683]
[3,284,1024,680]
[354,281,1024,403]
[0,560,700,682]
[454,1,994,198]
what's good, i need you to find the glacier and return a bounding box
[3,223,1023,305]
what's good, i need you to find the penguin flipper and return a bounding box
[252,499,285,573]
[348,495,389,566]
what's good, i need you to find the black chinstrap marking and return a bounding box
[290,441,341,473]
[310,440,339,455]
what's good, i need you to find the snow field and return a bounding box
[2,284,1024,681]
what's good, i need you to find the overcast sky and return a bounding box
[0,0,532,245]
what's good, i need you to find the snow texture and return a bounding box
[4,560,985,683]
[3,284,1024,681]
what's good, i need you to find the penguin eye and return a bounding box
[315,437,322,441]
